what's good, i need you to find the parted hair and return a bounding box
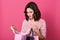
[24,2,41,21]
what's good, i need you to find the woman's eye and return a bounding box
[30,12,32,13]
[26,11,33,13]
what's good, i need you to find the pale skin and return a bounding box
[11,8,45,40]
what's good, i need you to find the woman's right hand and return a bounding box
[11,25,17,31]
[11,25,19,34]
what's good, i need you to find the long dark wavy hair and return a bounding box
[24,2,41,21]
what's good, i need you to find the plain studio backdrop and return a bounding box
[0,0,60,40]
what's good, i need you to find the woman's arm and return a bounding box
[11,25,20,34]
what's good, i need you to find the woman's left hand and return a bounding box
[31,25,39,32]
[32,25,45,40]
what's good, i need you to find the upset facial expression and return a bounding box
[26,8,34,19]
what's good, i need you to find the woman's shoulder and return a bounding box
[23,19,28,23]
[39,18,46,23]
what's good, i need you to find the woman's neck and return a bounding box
[29,18,34,22]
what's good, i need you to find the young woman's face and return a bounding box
[26,8,34,19]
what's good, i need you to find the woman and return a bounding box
[11,2,46,40]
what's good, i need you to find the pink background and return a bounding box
[0,0,60,40]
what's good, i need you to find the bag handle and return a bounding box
[31,28,34,37]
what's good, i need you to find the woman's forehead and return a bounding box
[26,8,34,12]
